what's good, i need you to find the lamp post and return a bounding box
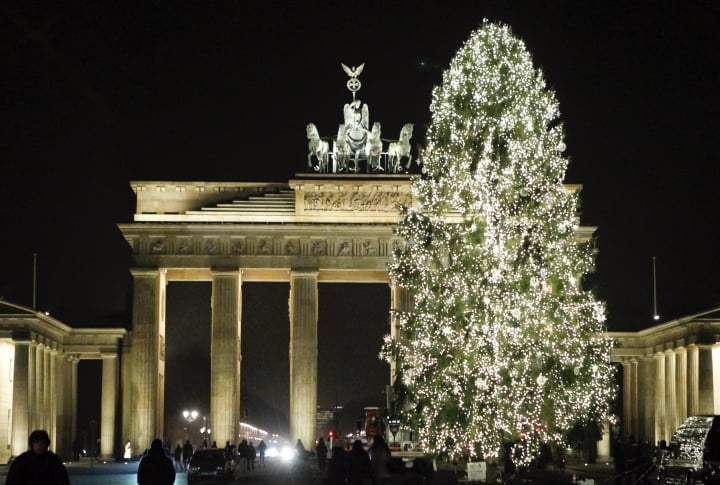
[183,409,199,442]
[199,416,211,447]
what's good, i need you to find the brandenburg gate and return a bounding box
[118,175,417,449]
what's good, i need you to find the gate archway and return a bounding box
[118,175,417,450]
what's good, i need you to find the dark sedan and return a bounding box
[187,448,235,484]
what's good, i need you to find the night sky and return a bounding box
[2,2,719,439]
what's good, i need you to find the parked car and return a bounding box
[659,415,720,484]
[187,448,235,484]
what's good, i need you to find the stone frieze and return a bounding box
[303,191,411,212]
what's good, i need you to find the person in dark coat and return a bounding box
[325,446,348,485]
[173,444,183,472]
[247,442,256,471]
[137,438,175,485]
[317,437,329,471]
[182,440,193,470]
[257,440,267,467]
[5,429,70,485]
[613,437,626,485]
[237,439,248,471]
[347,439,372,485]
[369,435,392,485]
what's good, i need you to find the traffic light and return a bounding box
[328,430,334,439]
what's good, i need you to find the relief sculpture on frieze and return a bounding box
[177,239,192,254]
[304,191,411,212]
[311,240,326,255]
[231,239,245,254]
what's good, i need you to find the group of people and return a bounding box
[4,428,275,485]
[314,435,393,485]
[612,435,655,484]
[232,438,267,471]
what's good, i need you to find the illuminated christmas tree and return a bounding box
[382,22,615,465]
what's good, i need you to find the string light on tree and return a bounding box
[381,21,615,466]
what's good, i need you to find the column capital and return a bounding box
[211,269,242,279]
[290,268,319,277]
[100,353,118,360]
[130,267,163,278]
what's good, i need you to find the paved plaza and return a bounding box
[0,456,323,485]
[0,454,657,484]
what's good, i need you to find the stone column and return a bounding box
[687,345,699,416]
[629,359,638,439]
[675,347,688,428]
[622,360,633,439]
[121,336,133,456]
[35,342,45,432]
[70,356,79,449]
[210,270,242,447]
[54,351,71,459]
[100,354,118,459]
[49,346,58,448]
[664,350,677,440]
[698,345,715,414]
[389,283,411,386]
[654,352,666,443]
[43,344,51,433]
[28,339,36,432]
[128,269,166,452]
[288,269,318,450]
[11,338,30,456]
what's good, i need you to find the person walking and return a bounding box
[237,439,248,471]
[5,429,70,485]
[71,438,82,462]
[369,435,392,485]
[347,439,372,485]
[316,437,328,471]
[295,439,307,462]
[325,446,348,485]
[124,440,132,464]
[137,438,175,485]
[247,442,256,471]
[173,444,183,472]
[182,439,194,470]
[257,440,267,467]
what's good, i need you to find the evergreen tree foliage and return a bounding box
[382,21,615,465]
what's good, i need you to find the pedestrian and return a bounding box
[173,444,183,472]
[317,437,328,471]
[182,439,194,470]
[238,439,248,471]
[224,440,235,457]
[72,437,82,461]
[613,437,626,485]
[5,429,70,485]
[124,439,132,463]
[347,439,372,485]
[325,446,348,485]
[257,440,267,467]
[210,440,217,448]
[247,441,256,471]
[369,435,391,485]
[295,438,307,462]
[137,438,175,485]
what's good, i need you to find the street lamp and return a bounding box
[183,409,199,441]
